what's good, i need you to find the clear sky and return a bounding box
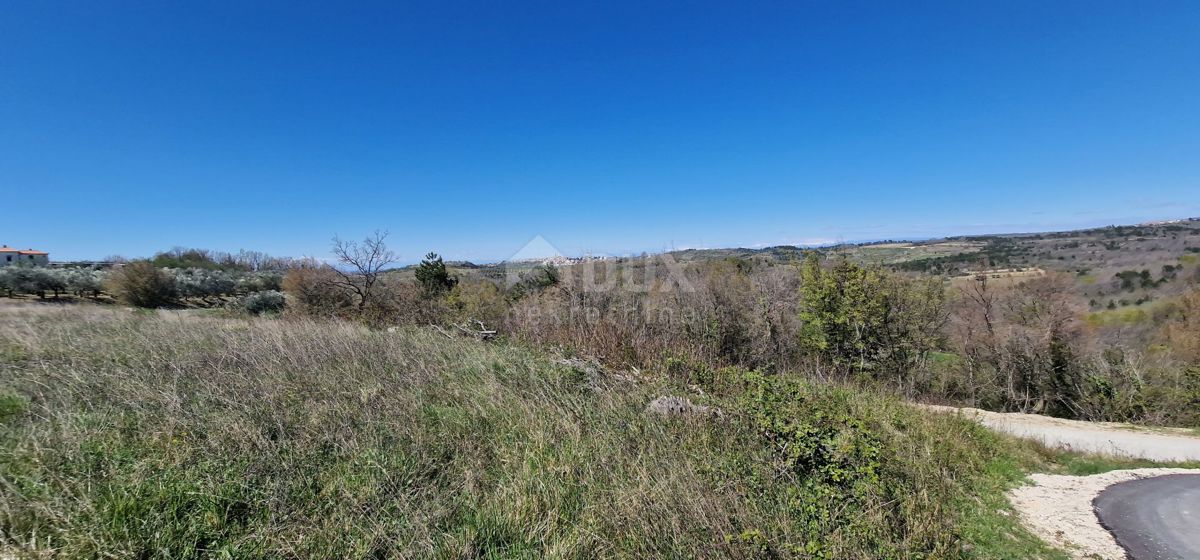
[3,1,1198,263]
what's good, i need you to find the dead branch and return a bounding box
[452,318,497,341]
[429,324,456,340]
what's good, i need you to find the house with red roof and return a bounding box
[0,245,49,267]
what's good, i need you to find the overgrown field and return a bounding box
[0,305,1065,558]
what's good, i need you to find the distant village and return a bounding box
[507,254,612,267]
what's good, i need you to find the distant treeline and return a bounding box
[0,247,292,313]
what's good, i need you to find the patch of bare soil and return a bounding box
[1009,469,1198,560]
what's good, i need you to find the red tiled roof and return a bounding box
[0,247,47,254]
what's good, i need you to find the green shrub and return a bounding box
[0,393,28,424]
[798,254,945,384]
[239,290,286,314]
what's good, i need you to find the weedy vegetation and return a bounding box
[2,305,1071,559]
[3,223,1199,558]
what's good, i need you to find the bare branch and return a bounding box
[330,230,398,309]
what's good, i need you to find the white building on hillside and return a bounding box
[0,245,49,267]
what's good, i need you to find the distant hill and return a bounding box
[673,220,1200,313]
[389,219,1200,313]
[658,220,1200,275]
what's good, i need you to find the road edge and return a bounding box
[1008,469,1199,560]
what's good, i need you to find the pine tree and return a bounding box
[415,252,457,296]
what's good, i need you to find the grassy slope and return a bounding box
[0,306,1067,559]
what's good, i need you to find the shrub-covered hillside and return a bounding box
[0,306,1061,559]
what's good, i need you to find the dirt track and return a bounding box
[923,405,1200,462]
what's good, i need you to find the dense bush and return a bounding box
[281,264,355,316]
[503,257,803,370]
[105,262,178,308]
[237,271,283,293]
[239,290,286,314]
[798,254,946,387]
[152,247,236,270]
[933,273,1200,426]
[446,279,508,326]
[507,263,560,299]
[360,280,449,327]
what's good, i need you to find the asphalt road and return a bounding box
[1094,474,1200,560]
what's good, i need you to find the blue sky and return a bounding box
[2,1,1198,263]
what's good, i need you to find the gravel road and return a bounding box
[923,405,1200,461]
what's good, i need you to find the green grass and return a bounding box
[0,306,1069,559]
[1085,306,1152,327]
[956,454,1067,560]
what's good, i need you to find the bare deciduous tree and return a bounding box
[330,231,397,310]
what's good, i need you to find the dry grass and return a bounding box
[0,305,1062,559]
[948,268,1046,288]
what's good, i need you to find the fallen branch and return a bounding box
[452,319,497,341]
[429,324,455,340]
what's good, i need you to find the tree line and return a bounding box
[0,247,290,313]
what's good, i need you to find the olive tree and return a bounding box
[66,268,106,298]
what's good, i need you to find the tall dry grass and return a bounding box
[0,305,1060,559]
